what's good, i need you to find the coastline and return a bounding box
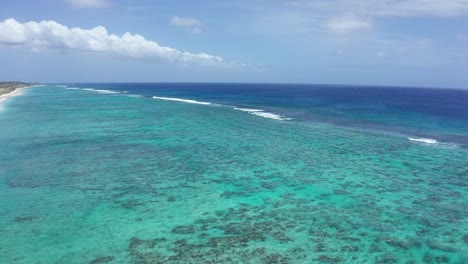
[0,85,41,106]
[0,83,466,263]
[0,88,25,103]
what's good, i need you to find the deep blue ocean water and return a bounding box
[71,83,468,146]
[0,83,467,263]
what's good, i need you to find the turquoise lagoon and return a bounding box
[0,84,466,263]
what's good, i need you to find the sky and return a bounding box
[0,0,467,88]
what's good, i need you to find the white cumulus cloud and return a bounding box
[170,16,202,34]
[67,0,112,8]
[0,18,225,66]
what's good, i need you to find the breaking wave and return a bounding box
[233,107,292,121]
[152,96,211,105]
[151,96,292,121]
[408,138,438,144]
[63,86,121,94]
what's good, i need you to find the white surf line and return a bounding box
[152,96,211,105]
[64,87,121,94]
[0,89,23,105]
[152,96,291,121]
[252,111,292,121]
[233,107,292,121]
[92,89,121,94]
[0,85,43,108]
[408,137,438,144]
[233,107,264,112]
[407,137,461,148]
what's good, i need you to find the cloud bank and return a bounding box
[0,18,224,65]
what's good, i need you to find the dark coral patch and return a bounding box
[14,216,36,223]
[171,225,196,235]
[89,256,114,264]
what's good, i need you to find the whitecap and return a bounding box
[233,107,264,113]
[234,107,291,121]
[251,111,292,121]
[152,96,211,105]
[408,138,438,144]
[92,89,121,94]
[152,96,291,120]
[74,88,121,94]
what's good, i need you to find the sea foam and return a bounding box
[92,89,121,94]
[152,96,211,105]
[234,107,291,121]
[233,108,264,113]
[408,138,438,144]
[65,87,121,94]
[152,97,292,121]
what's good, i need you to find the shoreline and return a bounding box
[0,85,42,106]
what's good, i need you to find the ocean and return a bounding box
[0,83,466,263]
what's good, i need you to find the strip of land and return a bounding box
[0,82,37,104]
[0,82,33,95]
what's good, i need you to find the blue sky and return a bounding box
[0,0,467,88]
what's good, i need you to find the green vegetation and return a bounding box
[0,82,32,96]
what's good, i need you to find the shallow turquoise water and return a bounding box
[0,86,467,263]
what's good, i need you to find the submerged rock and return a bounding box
[426,239,457,253]
[263,253,290,263]
[14,216,36,223]
[89,256,114,264]
[384,237,414,249]
[317,255,342,263]
[434,255,450,263]
[128,237,169,263]
[171,225,196,234]
[340,245,359,252]
[375,253,398,264]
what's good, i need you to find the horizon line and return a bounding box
[39,81,468,91]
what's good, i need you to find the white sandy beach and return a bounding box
[0,85,41,107]
[0,88,24,103]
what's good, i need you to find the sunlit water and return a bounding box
[0,84,466,263]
